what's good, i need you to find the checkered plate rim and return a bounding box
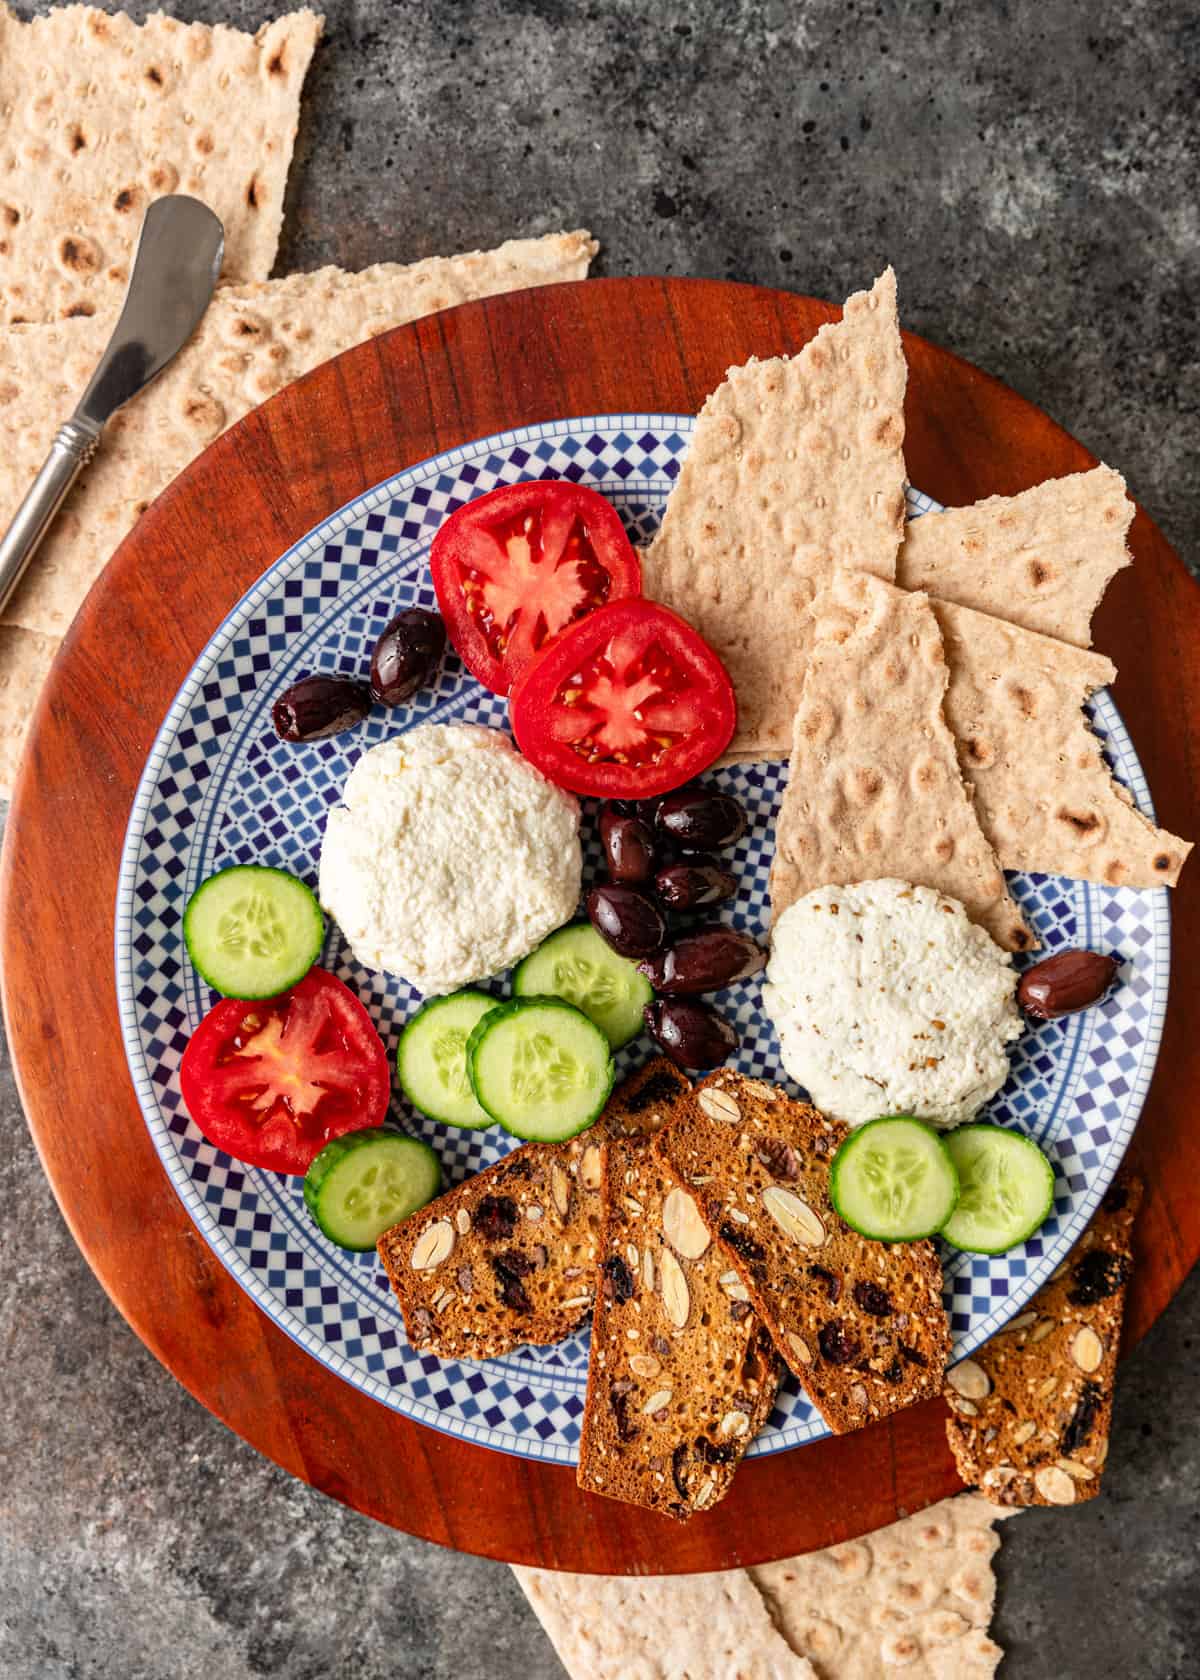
[115,414,1170,1466]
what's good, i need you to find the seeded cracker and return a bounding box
[945,1178,1142,1508]
[934,599,1191,889]
[577,1132,779,1520]
[377,1060,687,1359]
[896,465,1134,649]
[0,5,323,323]
[653,1071,950,1434]
[770,569,1033,952]
[640,268,908,764]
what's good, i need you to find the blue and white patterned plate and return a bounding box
[116,415,1169,1464]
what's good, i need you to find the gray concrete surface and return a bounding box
[2,1,1198,1677]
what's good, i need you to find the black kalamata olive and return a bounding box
[655,788,747,850]
[645,998,737,1069]
[638,926,766,994]
[599,803,656,885]
[586,885,665,959]
[273,674,372,742]
[369,608,446,706]
[1017,949,1119,1020]
[654,858,738,910]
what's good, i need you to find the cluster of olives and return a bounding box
[272,609,446,742]
[586,788,764,1069]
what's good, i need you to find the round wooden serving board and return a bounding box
[3,279,1199,1573]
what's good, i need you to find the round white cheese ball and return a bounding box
[319,723,582,995]
[762,878,1021,1128]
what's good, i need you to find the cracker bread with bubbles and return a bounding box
[0,5,323,323]
[934,598,1190,888]
[897,465,1133,649]
[641,268,908,763]
[769,568,1033,951]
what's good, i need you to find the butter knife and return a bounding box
[0,195,225,616]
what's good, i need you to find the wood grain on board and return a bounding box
[2,278,1197,1571]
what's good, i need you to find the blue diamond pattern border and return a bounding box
[115,415,1171,1465]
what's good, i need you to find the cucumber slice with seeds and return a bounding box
[467,996,614,1142]
[830,1116,959,1242]
[512,922,652,1049]
[304,1129,441,1250]
[397,990,500,1129]
[183,865,323,998]
[940,1124,1055,1254]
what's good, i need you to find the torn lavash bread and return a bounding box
[896,464,1134,649]
[0,5,324,324]
[933,598,1191,888]
[513,1492,1011,1680]
[0,230,597,797]
[769,569,1034,952]
[640,267,909,765]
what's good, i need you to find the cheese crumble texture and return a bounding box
[762,878,1021,1127]
[319,724,582,995]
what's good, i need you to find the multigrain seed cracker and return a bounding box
[896,466,1133,649]
[0,230,597,794]
[377,1131,605,1360]
[934,599,1191,888]
[652,1070,950,1434]
[769,569,1034,952]
[377,1060,686,1359]
[0,5,323,323]
[750,1494,1012,1679]
[577,1133,778,1521]
[945,1178,1141,1508]
[641,268,908,763]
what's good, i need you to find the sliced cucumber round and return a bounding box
[183,864,323,998]
[303,1129,442,1250]
[830,1116,959,1242]
[397,990,500,1129]
[512,922,652,1049]
[466,996,614,1142]
[940,1124,1056,1254]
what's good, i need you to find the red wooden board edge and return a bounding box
[3,276,1198,1574]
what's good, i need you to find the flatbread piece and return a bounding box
[770,569,1033,952]
[641,268,908,763]
[934,598,1191,888]
[897,465,1133,648]
[513,1563,821,1680]
[945,1178,1141,1508]
[750,1493,1011,1679]
[514,1491,1009,1680]
[0,5,323,323]
[0,625,57,799]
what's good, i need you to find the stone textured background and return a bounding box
[2,1,1198,1677]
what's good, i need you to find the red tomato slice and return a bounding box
[430,481,641,695]
[179,967,391,1175]
[509,600,737,799]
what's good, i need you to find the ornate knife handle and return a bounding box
[0,417,103,616]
